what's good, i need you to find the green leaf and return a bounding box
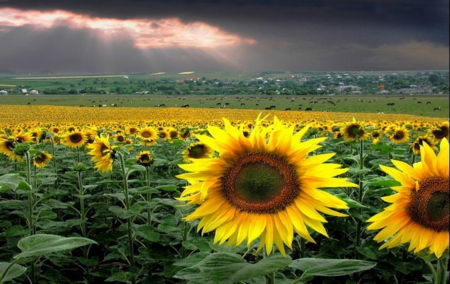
[14,234,97,259]
[0,262,27,282]
[0,174,30,191]
[103,193,125,201]
[175,253,291,283]
[156,185,179,191]
[290,258,376,277]
[335,194,368,209]
[348,167,372,176]
[371,144,393,154]
[108,206,135,219]
[134,225,160,242]
[369,178,401,187]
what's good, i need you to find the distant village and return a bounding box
[1,71,448,96]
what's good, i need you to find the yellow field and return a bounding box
[0,105,446,129]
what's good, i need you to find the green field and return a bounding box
[0,94,448,118]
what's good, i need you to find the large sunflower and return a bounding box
[177,115,356,255]
[367,138,449,258]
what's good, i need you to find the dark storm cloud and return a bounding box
[0,0,448,72]
[0,25,231,73]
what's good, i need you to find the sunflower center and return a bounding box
[222,153,299,213]
[70,133,83,143]
[100,144,109,156]
[189,145,207,158]
[6,141,15,151]
[393,131,405,140]
[409,177,449,232]
[34,153,46,163]
[346,124,364,138]
[141,131,152,138]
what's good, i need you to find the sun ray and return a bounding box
[0,7,256,49]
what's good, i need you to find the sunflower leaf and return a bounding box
[175,252,291,283]
[0,174,30,191]
[14,234,97,259]
[290,258,376,277]
[0,262,27,282]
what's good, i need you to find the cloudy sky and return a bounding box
[0,0,448,73]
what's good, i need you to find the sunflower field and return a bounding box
[0,105,448,284]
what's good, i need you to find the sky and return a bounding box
[0,0,448,73]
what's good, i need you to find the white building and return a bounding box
[30,90,39,95]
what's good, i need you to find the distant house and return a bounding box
[30,90,39,95]
[0,90,7,95]
[20,89,28,94]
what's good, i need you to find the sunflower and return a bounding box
[62,131,87,148]
[138,127,157,140]
[411,136,437,155]
[15,132,32,143]
[136,151,153,167]
[389,127,410,144]
[367,138,449,258]
[0,137,24,161]
[113,133,127,143]
[87,135,115,173]
[430,121,449,141]
[179,128,191,140]
[167,128,179,140]
[182,142,214,162]
[33,151,52,168]
[341,119,367,142]
[159,130,169,140]
[126,126,139,136]
[177,115,356,255]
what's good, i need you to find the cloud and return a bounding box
[0,7,257,49]
[0,1,447,72]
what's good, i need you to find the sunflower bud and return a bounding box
[13,142,30,156]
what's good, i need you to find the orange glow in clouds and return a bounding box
[0,8,256,49]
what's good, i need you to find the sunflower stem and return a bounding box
[299,237,305,258]
[426,261,437,280]
[263,251,276,284]
[435,255,448,284]
[145,166,152,226]
[24,151,37,283]
[355,139,364,250]
[118,152,136,284]
[77,170,92,284]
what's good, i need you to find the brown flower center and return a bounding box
[409,177,449,232]
[222,152,299,213]
[100,144,110,156]
[345,124,365,139]
[188,144,208,159]
[69,133,83,143]
[393,131,405,140]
